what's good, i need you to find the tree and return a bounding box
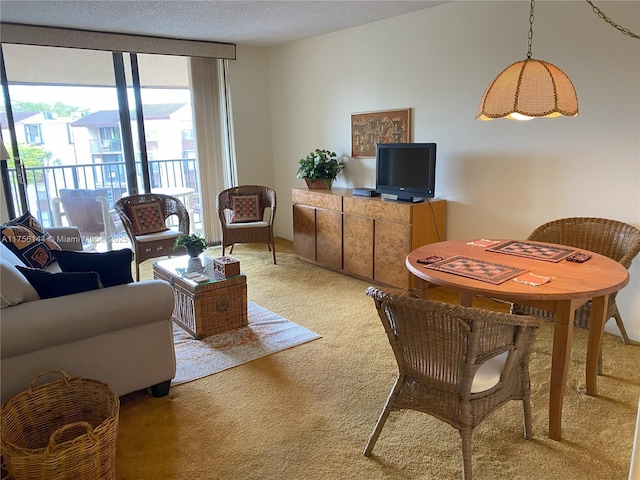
[6,144,52,183]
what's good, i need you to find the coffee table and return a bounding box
[153,255,247,339]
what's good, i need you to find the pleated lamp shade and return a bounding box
[476,58,579,121]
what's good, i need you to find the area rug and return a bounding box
[171,302,321,385]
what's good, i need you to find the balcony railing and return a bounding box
[6,158,200,231]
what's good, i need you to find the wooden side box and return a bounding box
[213,256,241,277]
[154,264,247,338]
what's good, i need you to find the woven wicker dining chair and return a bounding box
[510,217,640,374]
[217,185,277,264]
[364,287,540,480]
[115,193,190,281]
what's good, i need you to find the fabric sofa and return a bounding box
[0,226,176,404]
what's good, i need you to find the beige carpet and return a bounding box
[116,239,640,480]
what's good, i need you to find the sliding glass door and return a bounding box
[0,44,203,249]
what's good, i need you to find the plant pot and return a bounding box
[186,246,204,258]
[305,178,333,189]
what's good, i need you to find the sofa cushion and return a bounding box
[230,194,262,223]
[126,202,168,235]
[1,260,40,307]
[53,248,134,288]
[16,266,102,299]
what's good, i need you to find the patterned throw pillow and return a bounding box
[230,194,262,223]
[0,212,61,268]
[126,202,168,235]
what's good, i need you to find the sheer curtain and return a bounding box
[189,58,235,243]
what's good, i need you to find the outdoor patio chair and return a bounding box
[52,188,121,251]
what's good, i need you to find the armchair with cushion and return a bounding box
[510,217,640,374]
[0,220,176,403]
[115,193,190,281]
[217,185,277,264]
[364,287,540,480]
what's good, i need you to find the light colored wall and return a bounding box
[227,47,275,189]
[229,1,640,339]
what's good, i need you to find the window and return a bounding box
[25,124,43,144]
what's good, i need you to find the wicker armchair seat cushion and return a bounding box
[471,351,508,393]
[224,221,270,229]
[133,228,182,242]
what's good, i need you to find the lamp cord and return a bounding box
[586,0,640,40]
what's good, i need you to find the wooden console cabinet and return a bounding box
[292,188,446,289]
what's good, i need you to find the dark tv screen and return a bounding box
[375,143,436,201]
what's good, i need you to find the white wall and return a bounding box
[229,1,640,339]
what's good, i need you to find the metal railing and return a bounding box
[6,158,200,229]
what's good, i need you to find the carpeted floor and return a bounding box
[115,238,640,480]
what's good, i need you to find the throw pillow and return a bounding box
[126,202,168,235]
[53,248,134,288]
[230,194,262,223]
[0,212,61,268]
[16,266,102,300]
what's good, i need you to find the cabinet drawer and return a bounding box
[292,189,342,211]
[343,196,411,223]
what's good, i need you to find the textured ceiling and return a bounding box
[0,0,449,47]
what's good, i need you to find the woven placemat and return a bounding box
[425,255,527,285]
[487,240,576,262]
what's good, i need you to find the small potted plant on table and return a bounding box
[173,233,207,258]
[296,148,345,189]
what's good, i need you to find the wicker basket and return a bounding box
[0,370,119,480]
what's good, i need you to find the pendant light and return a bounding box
[476,0,579,121]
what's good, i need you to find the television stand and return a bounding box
[292,188,446,290]
[395,196,425,203]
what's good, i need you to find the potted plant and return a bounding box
[296,149,345,189]
[172,233,207,258]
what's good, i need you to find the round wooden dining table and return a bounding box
[406,239,630,441]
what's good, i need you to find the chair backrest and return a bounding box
[217,185,276,225]
[58,188,110,235]
[527,217,640,270]
[115,193,190,237]
[366,287,540,396]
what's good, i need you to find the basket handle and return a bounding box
[28,369,71,394]
[44,421,98,456]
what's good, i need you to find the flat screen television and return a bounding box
[375,142,436,202]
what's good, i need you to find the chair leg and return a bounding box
[522,397,533,440]
[613,311,631,345]
[271,241,276,264]
[460,427,473,480]
[229,243,235,253]
[135,261,140,282]
[364,377,403,457]
[364,401,393,457]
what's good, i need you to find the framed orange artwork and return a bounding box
[351,108,411,158]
